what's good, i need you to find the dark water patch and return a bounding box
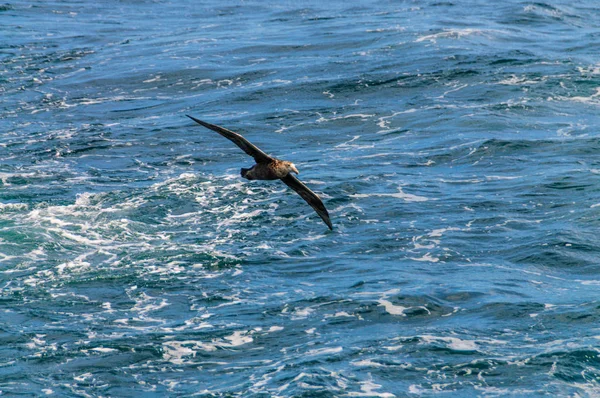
[475,302,546,320]
[509,235,600,273]
[530,348,600,383]
[500,2,582,27]
[535,303,600,328]
[488,52,540,66]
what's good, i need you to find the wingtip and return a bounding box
[187,114,212,129]
[186,114,200,123]
[321,212,333,230]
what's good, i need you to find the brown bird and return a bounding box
[186,115,333,230]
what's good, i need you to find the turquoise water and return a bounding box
[2,1,600,396]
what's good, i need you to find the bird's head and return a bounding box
[289,163,299,175]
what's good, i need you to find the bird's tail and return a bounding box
[241,168,252,180]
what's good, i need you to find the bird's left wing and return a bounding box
[186,115,273,163]
[281,174,333,230]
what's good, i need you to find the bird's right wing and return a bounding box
[187,115,272,163]
[281,174,333,230]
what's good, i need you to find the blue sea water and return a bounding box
[2,0,600,396]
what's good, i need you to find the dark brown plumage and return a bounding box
[186,115,333,230]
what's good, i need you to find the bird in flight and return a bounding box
[186,115,333,230]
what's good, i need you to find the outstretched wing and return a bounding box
[281,174,333,230]
[187,115,272,163]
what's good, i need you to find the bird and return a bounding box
[186,115,333,230]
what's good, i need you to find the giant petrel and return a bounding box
[186,115,333,230]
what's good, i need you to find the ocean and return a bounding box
[2,0,600,396]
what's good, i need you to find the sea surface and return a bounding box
[2,0,600,396]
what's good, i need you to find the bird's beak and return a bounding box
[291,165,299,174]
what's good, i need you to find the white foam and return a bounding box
[0,172,38,185]
[474,386,539,395]
[366,25,405,33]
[351,187,429,202]
[419,335,478,351]
[291,306,315,319]
[484,175,521,181]
[352,359,387,368]
[334,135,374,150]
[56,252,92,274]
[0,202,28,211]
[91,347,118,353]
[523,4,564,17]
[347,380,396,397]
[436,83,469,99]
[383,345,403,351]
[318,113,374,123]
[306,346,343,356]
[26,334,47,349]
[74,373,93,382]
[162,340,199,364]
[131,292,169,317]
[498,75,544,85]
[560,87,600,104]
[378,299,408,316]
[408,385,426,394]
[415,28,495,43]
[25,334,58,357]
[409,253,440,263]
[224,330,253,347]
[326,311,356,318]
[143,75,162,83]
[577,280,600,285]
[429,227,461,238]
[162,331,253,364]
